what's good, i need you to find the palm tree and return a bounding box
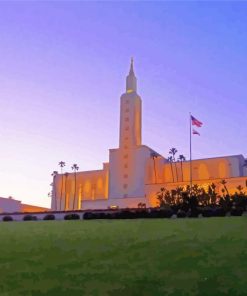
[151,152,158,184]
[208,183,217,205]
[236,185,244,194]
[169,148,178,182]
[51,171,58,210]
[64,172,69,211]
[71,163,79,210]
[58,161,66,211]
[167,156,174,183]
[178,155,186,182]
[220,179,229,196]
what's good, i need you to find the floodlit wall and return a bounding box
[82,197,147,210]
[109,145,153,199]
[145,155,246,185]
[52,163,109,211]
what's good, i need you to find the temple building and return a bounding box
[0,196,49,213]
[52,60,247,210]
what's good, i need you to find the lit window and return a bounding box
[109,205,119,210]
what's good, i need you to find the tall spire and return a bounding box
[126,58,137,93]
[129,57,134,74]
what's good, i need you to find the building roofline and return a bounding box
[0,196,21,203]
[183,154,245,163]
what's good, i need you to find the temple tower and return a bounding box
[109,59,148,199]
[119,58,142,148]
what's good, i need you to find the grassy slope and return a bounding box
[0,218,246,296]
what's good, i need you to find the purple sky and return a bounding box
[0,2,246,207]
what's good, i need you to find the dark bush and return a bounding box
[230,207,243,216]
[23,215,37,221]
[147,209,173,218]
[135,210,149,218]
[160,209,173,218]
[110,212,120,219]
[43,214,55,220]
[83,212,95,220]
[84,210,150,220]
[118,210,135,219]
[171,205,179,214]
[64,213,80,220]
[3,216,13,222]
[177,210,187,218]
[188,210,199,218]
[213,207,226,217]
[98,212,107,219]
[89,212,106,219]
[147,209,160,218]
[202,208,213,217]
[104,213,113,219]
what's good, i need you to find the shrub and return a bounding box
[87,212,106,219]
[64,213,80,220]
[23,215,37,221]
[230,207,243,216]
[43,214,55,220]
[213,207,226,217]
[118,210,135,219]
[160,209,173,218]
[147,209,173,218]
[83,212,95,220]
[177,210,186,218]
[201,207,213,218]
[97,212,107,219]
[109,212,119,219]
[186,208,199,218]
[135,210,149,218]
[2,216,13,222]
[147,209,160,218]
[84,210,150,220]
[104,213,113,219]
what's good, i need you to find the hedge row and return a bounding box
[83,207,245,220]
[1,213,81,222]
[1,207,245,222]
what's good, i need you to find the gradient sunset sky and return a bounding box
[0,2,246,207]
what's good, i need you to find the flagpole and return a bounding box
[189,112,192,195]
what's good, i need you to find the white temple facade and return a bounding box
[51,60,247,210]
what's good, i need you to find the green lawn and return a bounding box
[0,218,246,296]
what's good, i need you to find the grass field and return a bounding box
[0,218,246,296]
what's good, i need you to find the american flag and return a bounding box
[193,129,200,136]
[191,115,203,127]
